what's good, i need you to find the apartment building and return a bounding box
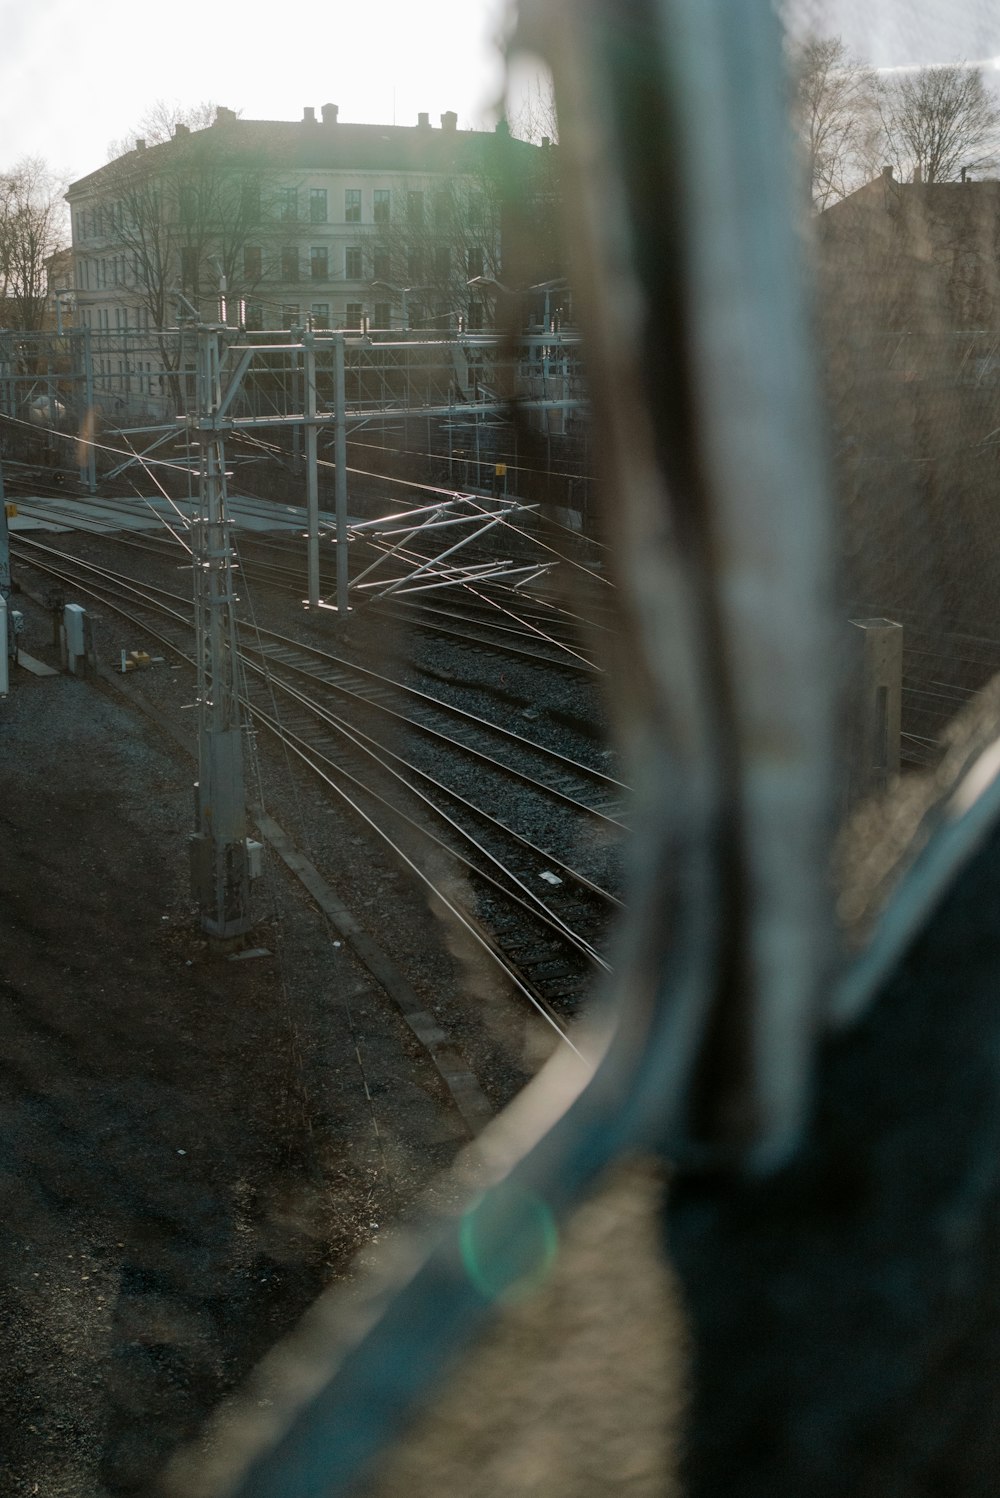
[66,105,552,339]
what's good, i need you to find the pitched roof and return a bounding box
[822,169,1000,222]
[67,111,540,197]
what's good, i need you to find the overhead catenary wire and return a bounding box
[233,533,403,1205]
[12,527,592,1062]
[0,408,203,477]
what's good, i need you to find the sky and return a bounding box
[0,0,514,184]
[787,0,1000,73]
[5,0,1000,191]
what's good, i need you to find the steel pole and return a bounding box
[304,334,320,609]
[190,324,252,944]
[80,326,96,493]
[333,333,350,613]
[0,458,10,606]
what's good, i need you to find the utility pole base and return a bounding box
[189,833,253,943]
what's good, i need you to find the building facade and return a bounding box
[820,167,1000,339]
[66,105,552,341]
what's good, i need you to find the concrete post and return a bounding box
[847,617,903,803]
[62,603,87,675]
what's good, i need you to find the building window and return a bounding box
[309,188,328,223]
[407,191,424,225]
[177,183,197,225]
[373,301,391,329]
[345,188,361,223]
[345,246,363,279]
[345,302,364,329]
[407,301,424,330]
[407,249,424,284]
[467,246,484,278]
[244,244,262,280]
[278,187,298,222]
[244,302,263,331]
[468,192,485,226]
[433,192,451,227]
[281,304,301,329]
[241,182,261,223]
[281,246,299,281]
[434,246,451,280]
[310,245,328,281]
[373,189,390,225]
[372,249,391,282]
[310,302,330,329]
[181,246,199,287]
[467,301,484,330]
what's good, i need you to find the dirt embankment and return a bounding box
[0,637,467,1497]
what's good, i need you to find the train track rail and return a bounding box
[12,534,625,1044]
[13,508,613,675]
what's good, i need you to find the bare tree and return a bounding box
[95,114,271,344]
[0,157,67,330]
[366,175,506,330]
[507,73,560,146]
[364,133,565,336]
[506,88,565,303]
[106,100,220,160]
[362,125,525,320]
[788,35,878,209]
[875,63,1000,184]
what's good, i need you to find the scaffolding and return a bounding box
[0,323,593,521]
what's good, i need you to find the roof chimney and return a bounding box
[174,122,190,137]
[213,106,237,126]
[881,164,893,183]
[417,111,431,128]
[440,111,458,132]
[303,106,316,124]
[321,102,339,124]
[135,137,146,152]
[913,163,922,184]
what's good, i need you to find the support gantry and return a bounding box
[188,323,254,944]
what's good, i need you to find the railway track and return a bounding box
[11,505,613,676]
[12,534,625,1044]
